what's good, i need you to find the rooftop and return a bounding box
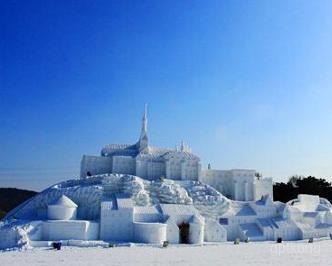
[49,195,78,208]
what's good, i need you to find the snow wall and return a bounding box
[48,205,77,220]
[133,222,167,244]
[42,221,99,241]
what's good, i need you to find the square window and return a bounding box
[219,218,228,225]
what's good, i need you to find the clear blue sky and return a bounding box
[1,1,332,191]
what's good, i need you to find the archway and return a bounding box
[178,222,190,244]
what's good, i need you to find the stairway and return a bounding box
[239,223,265,241]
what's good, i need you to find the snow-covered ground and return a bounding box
[1,240,330,266]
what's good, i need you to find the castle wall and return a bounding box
[200,170,230,197]
[231,171,255,201]
[80,155,112,178]
[200,169,271,201]
[147,161,166,180]
[112,156,136,175]
[168,159,182,180]
[204,219,227,242]
[254,178,273,200]
[133,222,167,244]
[166,159,199,181]
[100,201,134,242]
[182,161,199,181]
[136,159,148,178]
[200,170,234,199]
[42,221,99,241]
[135,160,166,180]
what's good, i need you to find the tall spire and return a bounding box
[141,103,148,137]
[139,104,148,150]
[180,140,185,151]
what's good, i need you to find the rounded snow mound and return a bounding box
[5,174,229,221]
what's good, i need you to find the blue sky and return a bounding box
[1,1,332,191]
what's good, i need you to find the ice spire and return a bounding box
[180,140,185,151]
[141,103,148,138]
[139,104,148,150]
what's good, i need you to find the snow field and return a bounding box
[0,240,330,266]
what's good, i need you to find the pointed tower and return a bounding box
[138,104,148,151]
[180,140,185,152]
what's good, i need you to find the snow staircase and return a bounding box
[239,223,265,241]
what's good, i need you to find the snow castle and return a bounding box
[81,104,272,202]
[1,106,332,249]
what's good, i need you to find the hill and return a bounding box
[0,188,37,219]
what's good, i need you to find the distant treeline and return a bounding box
[273,176,332,203]
[0,188,37,219]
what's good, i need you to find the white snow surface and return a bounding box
[5,174,229,221]
[1,174,230,249]
[0,240,330,266]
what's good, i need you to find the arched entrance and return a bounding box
[178,222,190,244]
